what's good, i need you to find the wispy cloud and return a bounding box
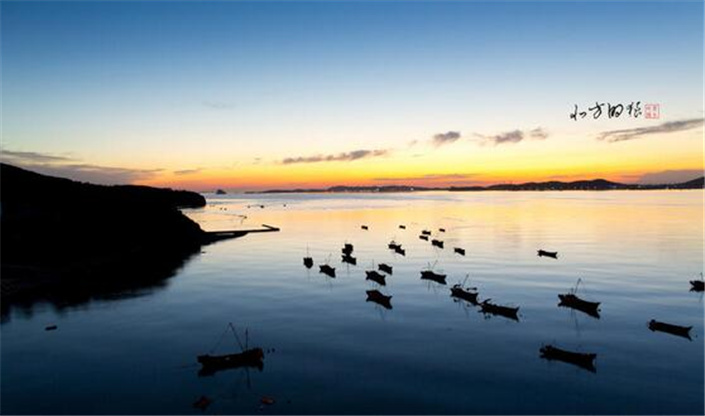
[281,149,389,164]
[432,131,461,147]
[597,118,704,143]
[203,100,236,110]
[173,168,202,176]
[375,173,476,181]
[475,127,549,145]
[1,150,75,163]
[1,149,162,184]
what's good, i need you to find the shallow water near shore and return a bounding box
[2,191,703,414]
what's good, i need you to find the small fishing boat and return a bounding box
[439,228,446,232]
[394,246,406,256]
[366,270,387,286]
[539,345,596,373]
[690,278,704,292]
[431,239,444,249]
[378,263,393,274]
[303,257,314,269]
[388,240,401,250]
[558,294,600,318]
[420,270,447,285]
[454,247,465,256]
[399,225,406,229]
[537,249,558,259]
[480,300,519,321]
[366,290,393,309]
[648,319,692,340]
[341,254,357,265]
[361,225,369,230]
[198,348,264,376]
[450,284,479,304]
[419,235,429,241]
[319,264,336,278]
[421,230,432,236]
[342,243,354,255]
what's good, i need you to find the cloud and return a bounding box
[281,149,389,164]
[173,168,202,176]
[475,127,549,145]
[203,100,236,109]
[1,149,162,184]
[638,169,704,185]
[432,131,461,147]
[597,118,704,143]
[1,150,75,163]
[375,173,477,181]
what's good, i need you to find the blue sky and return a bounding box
[1,1,703,188]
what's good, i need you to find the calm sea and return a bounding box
[2,191,703,415]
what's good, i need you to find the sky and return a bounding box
[1,0,703,191]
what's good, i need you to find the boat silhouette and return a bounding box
[539,345,596,373]
[419,235,429,241]
[454,247,465,256]
[366,270,387,286]
[450,284,479,304]
[361,225,369,230]
[421,230,432,236]
[378,263,393,274]
[439,228,446,232]
[388,240,401,250]
[420,270,447,285]
[303,257,314,269]
[431,239,444,249]
[342,243,354,255]
[366,290,393,309]
[399,225,406,229]
[319,264,336,278]
[341,254,357,265]
[480,299,519,321]
[198,348,264,376]
[537,249,558,259]
[558,279,600,318]
[690,275,704,292]
[648,319,692,340]
[394,246,406,256]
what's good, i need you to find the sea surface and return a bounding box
[2,191,704,415]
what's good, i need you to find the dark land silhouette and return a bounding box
[0,163,255,318]
[254,177,705,193]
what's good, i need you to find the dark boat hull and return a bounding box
[540,345,596,373]
[454,248,465,256]
[431,240,444,248]
[537,250,558,259]
[450,287,478,304]
[480,302,519,321]
[648,320,692,340]
[420,271,447,285]
[419,235,429,241]
[341,255,357,265]
[690,280,704,292]
[319,265,336,277]
[303,257,313,269]
[366,270,387,286]
[558,294,600,318]
[378,264,393,274]
[366,290,392,309]
[197,348,264,376]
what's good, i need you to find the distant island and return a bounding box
[252,177,704,194]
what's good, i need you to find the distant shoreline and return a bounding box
[244,177,704,194]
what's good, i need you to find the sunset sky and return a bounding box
[1,1,703,191]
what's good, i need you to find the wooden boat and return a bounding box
[539,345,596,373]
[366,270,386,286]
[454,247,465,256]
[341,254,357,265]
[361,225,369,230]
[399,225,406,229]
[342,243,354,255]
[558,293,601,318]
[378,263,393,274]
[303,257,313,269]
[450,284,479,304]
[319,264,336,278]
[420,270,447,285]
[537,249,558,259]
[419,235,429,241]
[439,228,446,232]
[366,290,392,309]
[690,279,704,292]
[394,246,406,256]
[388,241,401,250]
[480,300,519,321]
[431,239,444,249]
[197,348,264,376]
[421,230,432,236]
[648,319,692,340]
